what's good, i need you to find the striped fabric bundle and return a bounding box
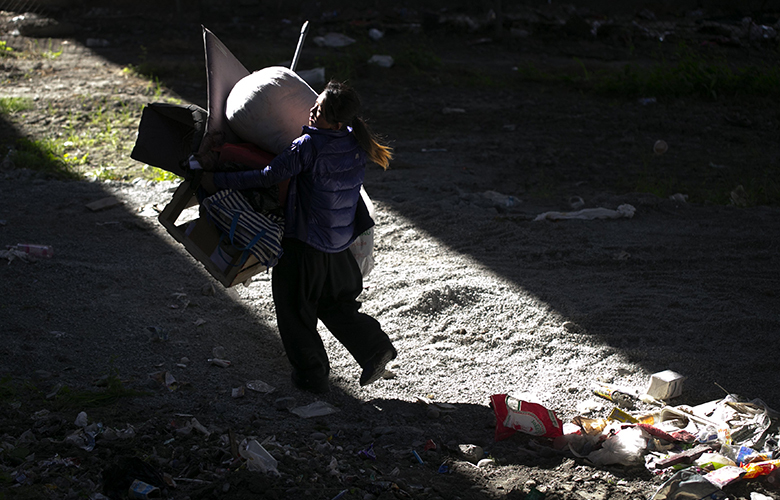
[202,189,284,268]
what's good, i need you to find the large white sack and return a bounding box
[225,66,318,155]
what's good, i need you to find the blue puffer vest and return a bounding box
[268,126,367,253]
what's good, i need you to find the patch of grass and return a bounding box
[145,166,181,182]
[11,137,82,179]
[0,96,35,114]
[394,45,442,74]
[51,365,146,410]
[572,44,780,100]
[316,44,374,83]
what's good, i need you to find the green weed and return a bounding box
[0,40,13,56]
[12,137,81,179]
[0,96,35,114]
[394,45,442,74]
[51,364,146,410]
[589,45,780,100]
[145,166,181,181]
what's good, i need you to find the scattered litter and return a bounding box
[128,479,160,499]
[148,371,177,391]
[208,358,231,368]
[588,426,647,465]
[491,394,564,440]
[190,418,210,437]
[290,400,340,418]
[231,386,245,398]
[645,370,686,400]
[534,204,635,221]
[593,383,639,410]
[458,444,484,463]
[368,28,384,41]
[421,148,447,152]
[147,326,168,342]
[10,243,54,258]
[654,139,668,155]
[358,443,376,461]
[482,190,519,209]
[75,411,88,428]
[246,379,275,394]
[239,438,279,474]
[412,450,424,464]
[312,32,355,48]
[569,196,585,209]
[368,55,394,67]
[442,107,466,114]
[669,193,688,203]
[639,97,657,105]
[86,196,122,211]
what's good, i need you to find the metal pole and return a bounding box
[290,20,309,72]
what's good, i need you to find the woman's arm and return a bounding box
[212,135,311,190]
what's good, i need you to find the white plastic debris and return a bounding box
[246,380,276,394]
[290,400,340,418]
[368,28,384,41]
[534,204,636,221]
[74,411,88,428]
[368,54,394,68]
[239,438,279,474]
[313,32,356,48]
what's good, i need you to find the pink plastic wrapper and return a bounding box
[490,394,564,441]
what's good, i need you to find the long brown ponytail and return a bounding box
[321,81,393,169]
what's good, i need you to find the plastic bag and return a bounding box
[239,439,279,474]
[490,394,563,441]
[587,426,647,466]
[650,469,727,500]
[350,187,376,277]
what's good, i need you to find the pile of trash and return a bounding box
[492,370,780,499]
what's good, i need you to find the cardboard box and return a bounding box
[158,180,267,287]
[645,370,687,400]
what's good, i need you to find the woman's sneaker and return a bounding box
[359,345,397,386]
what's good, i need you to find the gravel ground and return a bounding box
[1,3,780,500]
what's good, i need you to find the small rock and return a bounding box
[310,432,327,441]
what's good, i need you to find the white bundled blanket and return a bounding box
[225,66,318,155]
